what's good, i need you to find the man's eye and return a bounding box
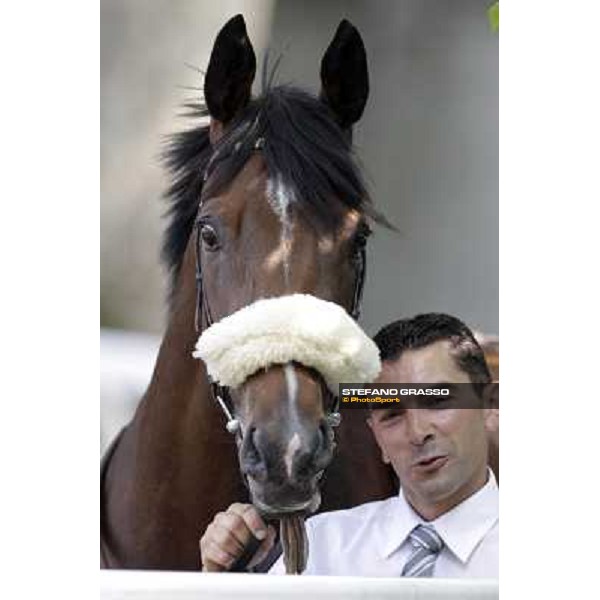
[200,224,220,251]
[421,395,453,409]
[380,409,404,422]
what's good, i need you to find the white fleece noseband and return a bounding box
[193,294,381,393]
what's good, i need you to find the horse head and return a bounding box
[165,15,384,519]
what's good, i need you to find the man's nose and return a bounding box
[406,409,434,445]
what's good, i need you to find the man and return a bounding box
[200,313,499,577]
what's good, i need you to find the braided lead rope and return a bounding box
[280,515,308,574]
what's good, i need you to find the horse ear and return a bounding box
[319,19,369,129]
[204,15,256,132]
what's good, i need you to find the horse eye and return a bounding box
[200,224,220,251]
[352,231,369,261]
[354,234,368,250]
[353,223,371,252]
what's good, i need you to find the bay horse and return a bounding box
[101,15,397,570]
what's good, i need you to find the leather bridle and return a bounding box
[193,139,367,439]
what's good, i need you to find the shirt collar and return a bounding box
[379,490,423,559]
[379,469,499,564]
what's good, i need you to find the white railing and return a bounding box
[100,570,499,600]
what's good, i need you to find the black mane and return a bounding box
[162,84,384,293]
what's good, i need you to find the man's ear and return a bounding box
[319,19,369,130]
[483,382,499,433]
[367,415,391,464]
[204,14,256,143]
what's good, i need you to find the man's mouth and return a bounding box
[412,454,448,472]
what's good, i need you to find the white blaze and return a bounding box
[284,432,301,479]
[284,363,298,405]
[283,363,301,478]
[266,174,294,287]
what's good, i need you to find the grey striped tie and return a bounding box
[401,524,444,577]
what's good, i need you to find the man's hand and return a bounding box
[200,502,277,572]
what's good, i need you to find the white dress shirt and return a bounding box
[269,470,498,577]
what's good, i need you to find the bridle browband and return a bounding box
[193,137,367,439]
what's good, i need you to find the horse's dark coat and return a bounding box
[101,15,398,571]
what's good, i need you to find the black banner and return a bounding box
[337,383,498,409]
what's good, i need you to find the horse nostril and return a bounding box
[313,420,334,470]
[240,426,267,481]
[292,423,333,481]
[318,420,330,449]
[293,448,314,480]
[251,426,260,454]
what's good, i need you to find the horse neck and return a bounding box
[102,244,246,568]
[135,243,228,449]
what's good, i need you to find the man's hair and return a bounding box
[373,313,492,388]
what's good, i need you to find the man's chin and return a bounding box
[404,467,467,510]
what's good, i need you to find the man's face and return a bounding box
[367,340,495,518]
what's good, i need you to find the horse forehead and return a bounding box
[223,153,360,242]
[242,155,268,194]
[225,156,293,224]
[230,155,293,218]
[214,155,272,224]
[215,153,268,210]
[233,153,268,194]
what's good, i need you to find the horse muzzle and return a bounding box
[239,419,334,515]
